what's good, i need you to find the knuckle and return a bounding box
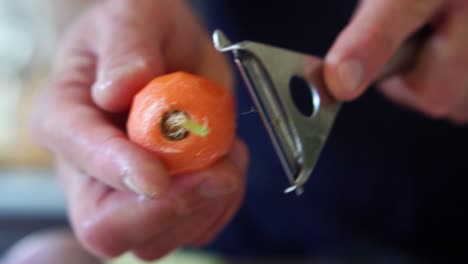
[123,56,156,75]
[404,77,460,119]
[97,0,139,41]
[100,45,159,76]
[416,80,465,119]
[418,94,454,118]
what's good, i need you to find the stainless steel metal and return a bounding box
[213,30,337,195]
[213,29,427,195]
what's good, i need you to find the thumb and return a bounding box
[324,0,442,101]
[90,2,166,112]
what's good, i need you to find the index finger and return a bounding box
[324,0,443,100]
[30,21,169,198]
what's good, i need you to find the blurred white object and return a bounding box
[0,0,94,165]
[0,0,56,154]
[0,0,94,68]
[0,0,55,72]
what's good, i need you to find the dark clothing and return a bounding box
[192,1,468,262]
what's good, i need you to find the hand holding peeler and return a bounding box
[212,29,429,195]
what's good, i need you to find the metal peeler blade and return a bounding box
[212,29,427,195]
[213,30,339,195]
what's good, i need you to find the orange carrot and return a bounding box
[127,71,236,175]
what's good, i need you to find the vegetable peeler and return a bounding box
[212,29,428,195]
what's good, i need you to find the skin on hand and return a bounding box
[30,0,248,261]
[324,0,468,124]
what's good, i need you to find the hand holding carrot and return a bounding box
[30,0,248,261]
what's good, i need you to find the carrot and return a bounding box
[127,71,236,176]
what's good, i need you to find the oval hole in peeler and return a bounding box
[289,75,320,118]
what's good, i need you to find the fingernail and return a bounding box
[124,176,158,198]
[199,175,238,198]
[123,176,144,195]
[337,59,364,93]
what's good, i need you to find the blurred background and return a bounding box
[0,0,90,257]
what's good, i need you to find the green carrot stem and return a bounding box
[182,119,210,137]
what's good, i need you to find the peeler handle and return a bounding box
[377,26,432,81]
